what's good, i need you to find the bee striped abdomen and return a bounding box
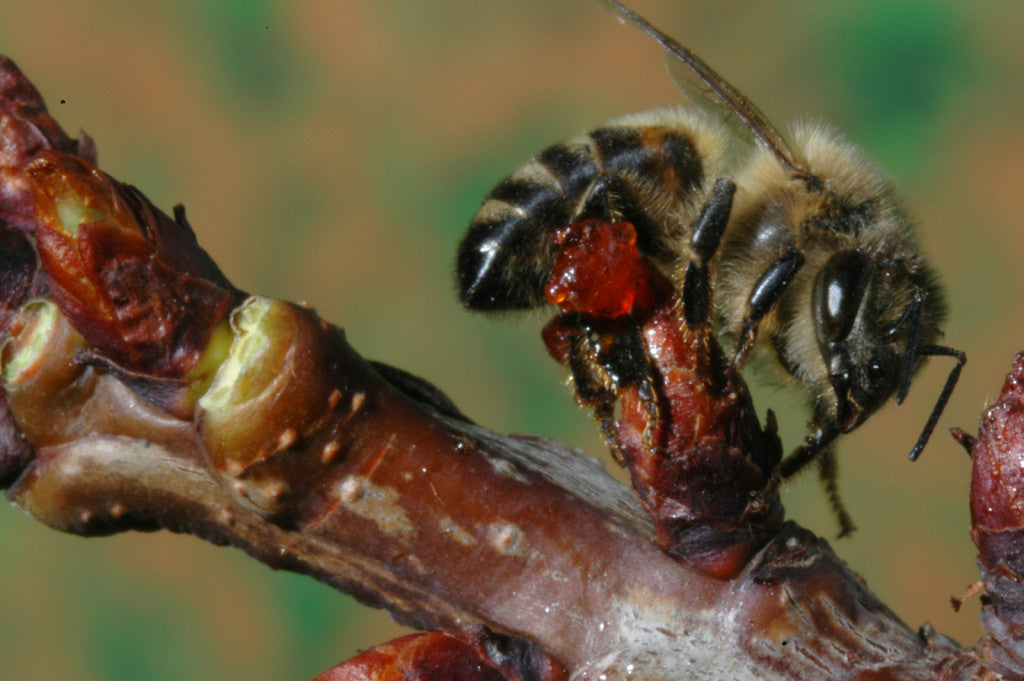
[457,137,598,311]
[458,114,710,311]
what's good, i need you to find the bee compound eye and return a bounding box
[812,251,873,347]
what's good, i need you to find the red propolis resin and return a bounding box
[544,220,670,318]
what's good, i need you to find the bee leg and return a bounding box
[743,409,783,519]
[564,325,623,460]
[817,447,856,537]
[597,319,665,454]
[563,316,664,458]
[575,173,620,222]
[779,417,856,535]
[573,383,624,464]
[731,248,805,368]
[682,178,735,330]
[595,400,625,465]
[778,418,841,479]
[575,173,676,263]
[690,178,737,263]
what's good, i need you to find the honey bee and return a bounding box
[456,1,964,535]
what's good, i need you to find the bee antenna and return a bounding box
[602,0,815,184]
[906,344,965,462]
[895,293,925,405]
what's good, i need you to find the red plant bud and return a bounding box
[967,351,1024,673]
[970,353,1024,571]
[310,631,565,681]
[312,633,505,681]
[0,56,95,230]
[313,633,508,681]
[26,151,237,381]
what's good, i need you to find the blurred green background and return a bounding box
[2,1,1023,679]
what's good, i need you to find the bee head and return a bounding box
[811,248,944,433]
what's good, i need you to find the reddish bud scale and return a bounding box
[26,151,238,386]
[311,631,565,681]
[543,219,782,578]
[968,352,1024,673]
[0,56,95,230]
[311,632,506,681]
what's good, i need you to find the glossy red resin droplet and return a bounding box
[544,220,664,318]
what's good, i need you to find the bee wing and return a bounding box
[606,0,815,183]
[663,54,759,160]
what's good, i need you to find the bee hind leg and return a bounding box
[563,316,666,458]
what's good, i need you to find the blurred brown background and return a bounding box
[1,1,1023,679]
